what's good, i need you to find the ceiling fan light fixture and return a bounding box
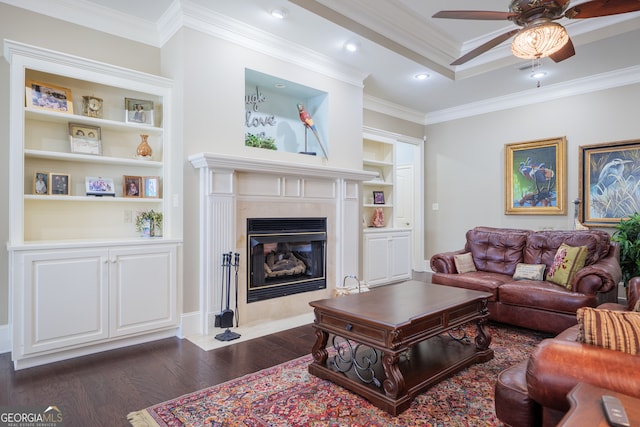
[511,21,569,60]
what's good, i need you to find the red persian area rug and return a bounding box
[128,324,549,427]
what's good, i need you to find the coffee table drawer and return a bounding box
[315,312,387,343]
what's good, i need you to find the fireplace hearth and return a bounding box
[247,217,327,302]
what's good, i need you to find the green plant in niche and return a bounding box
[136,209,163,232]
[612,212,640,286]
[245,133,276,150]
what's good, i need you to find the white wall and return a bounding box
[162,27,365,313]
[425,83,640,259]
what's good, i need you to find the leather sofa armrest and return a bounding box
[628,276,640,310]
[430,249,466,274]
[572,243,622,295]
[526,338,640,412]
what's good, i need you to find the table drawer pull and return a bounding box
[345,323,353,331]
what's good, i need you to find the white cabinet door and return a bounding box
[109,245,178,337]
[21,249,109,355]
[364,233,391,286]
[363,230,412,286]
[389,231,412,282]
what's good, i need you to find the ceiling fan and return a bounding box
[433,0,640,65]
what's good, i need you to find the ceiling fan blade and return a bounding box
[451,29,520,66]
[433,10,517,20]
[564,0,640,18]
[549,36,575,62]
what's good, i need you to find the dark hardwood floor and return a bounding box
[0,324,317,427]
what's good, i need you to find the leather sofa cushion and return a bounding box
[499,281,596,313]
[465,228,530,276]
[524,230,610,268]
[431,271,507,301]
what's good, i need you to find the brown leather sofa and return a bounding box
[430,226,622,334]
[494,277,640,427]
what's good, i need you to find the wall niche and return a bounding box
[245,68,328,157]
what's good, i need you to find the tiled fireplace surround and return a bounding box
[189,153,375,336]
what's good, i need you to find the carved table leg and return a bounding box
[312,328,329,364]
[381,352,405,399]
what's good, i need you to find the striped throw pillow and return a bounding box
[576,307,640,355]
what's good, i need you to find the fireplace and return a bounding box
[247,217,327,302]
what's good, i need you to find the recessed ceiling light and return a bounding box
[344,42,358,52]
[274,83,286,89]
[414,73,430,80]
[270,8,287,19]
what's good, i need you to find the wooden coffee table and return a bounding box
[308,280,493,415]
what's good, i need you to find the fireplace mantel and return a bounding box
[188,152,376,181]
[189,152,374,335]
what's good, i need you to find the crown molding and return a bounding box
[425,65,640,125]
[0,0,162,46]
[0,0,367,89]
[363,95,426,125]
[175,2,367,88]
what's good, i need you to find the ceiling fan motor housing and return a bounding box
[510,0,570,26]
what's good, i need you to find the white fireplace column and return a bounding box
[189,153,375,335]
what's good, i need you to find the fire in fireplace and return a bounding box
[247,217,327,302]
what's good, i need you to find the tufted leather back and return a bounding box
[464,227,531,275]
[524,230,612,268]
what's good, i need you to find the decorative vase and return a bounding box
[136,134,152,159]
[153,222,162,237]
[141,219,151,238]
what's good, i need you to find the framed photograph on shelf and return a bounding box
[125,98,154,125]
[123,175,142,198]
[85,177,115,197]
[33,171,49,195]
[69,123,102,155]
[504,136,566,215]
[49,173,70,195]
[25,80,73,114]
[579,139,640,226]
[143,176,160,198]
[373,191,385,205]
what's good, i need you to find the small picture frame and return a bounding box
[49,173,70,195]
[143,176,160,198]
[25,80,73,114]
[33,171,49,195]
[123,175,143,198]
[125,98,154,125]
[373,191,385,205]
[69,123,102,155]
[86,177,115,197]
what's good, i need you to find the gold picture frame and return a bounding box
[25,80,73,114]
[504,136,566,215]
[579,139,640,226]
[33,171,49,195]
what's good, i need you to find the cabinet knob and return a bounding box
[345,323,353,331]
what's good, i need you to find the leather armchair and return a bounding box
[495,277,640,427]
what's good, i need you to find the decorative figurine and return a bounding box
[371,207,385,228]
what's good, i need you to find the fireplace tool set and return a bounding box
[215,251,241,342]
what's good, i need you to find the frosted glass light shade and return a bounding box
[512,21,569,59]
